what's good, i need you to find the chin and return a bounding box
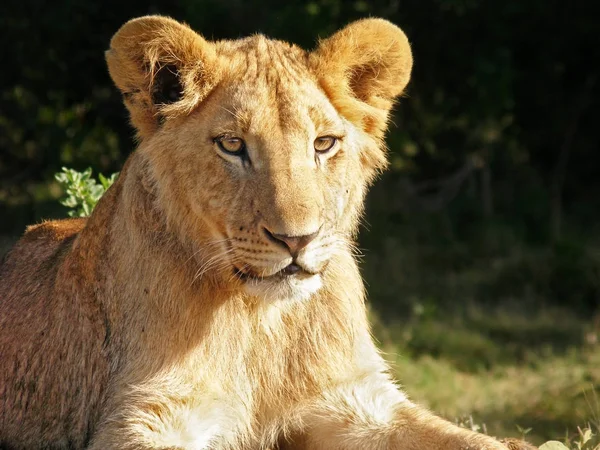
[243,273,323,303]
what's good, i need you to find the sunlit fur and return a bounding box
[0,16,534,450]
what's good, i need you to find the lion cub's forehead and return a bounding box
[213,36,341,134]
[217,35,310,82]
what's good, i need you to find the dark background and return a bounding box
[1,0,599,443]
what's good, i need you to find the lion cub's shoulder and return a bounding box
[1,218,86,274]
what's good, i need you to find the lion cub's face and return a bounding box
[167,39,361,300]
[106,16,412,301]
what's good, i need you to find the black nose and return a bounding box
[263,227,319,257]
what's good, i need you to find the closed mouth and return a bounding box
[233,263,316,282]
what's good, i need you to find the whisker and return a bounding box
[191,247,235,285]
[183,237,233,269]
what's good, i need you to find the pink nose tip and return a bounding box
[263,227,319,257]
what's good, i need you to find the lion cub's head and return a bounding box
[106,16,412,301]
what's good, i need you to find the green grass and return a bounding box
[372,308,600,447]
[359,214,600,448]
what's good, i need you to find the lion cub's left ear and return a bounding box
[106,16,220,139]
[311,19,413,139]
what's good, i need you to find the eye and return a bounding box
[214,136,246,156]
[314,136,338,154]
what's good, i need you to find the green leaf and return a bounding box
[100,172,119,190]
[54,172,67,183]
[539,442,570,450]
[55,167,119,217]
[61,196,77,208]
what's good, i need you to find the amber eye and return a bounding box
[215,136,246,156]
[314,136,338,154]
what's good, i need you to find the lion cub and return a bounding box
[0,16,534,450]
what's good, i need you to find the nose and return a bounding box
[263,227,320,257]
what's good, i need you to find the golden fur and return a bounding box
[0,16,536,450]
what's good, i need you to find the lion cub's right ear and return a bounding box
[106,16,220,139]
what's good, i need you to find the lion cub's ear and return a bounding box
[106,16,220,139]
[311,18,413,139]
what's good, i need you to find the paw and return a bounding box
[500,438,539,450]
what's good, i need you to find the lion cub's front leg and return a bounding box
[87,396,249,450]
[291,374,509,450]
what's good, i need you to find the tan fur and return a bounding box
[0,16,536,450]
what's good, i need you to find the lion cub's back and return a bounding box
[0,218,87,304]
[0,218,108,448]
[0,217,87,309]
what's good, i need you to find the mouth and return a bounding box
[233,263,315,282]
[233,262,325,301]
